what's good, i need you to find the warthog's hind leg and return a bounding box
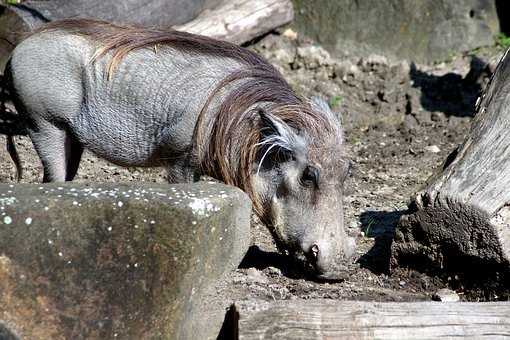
[30,124,82,182]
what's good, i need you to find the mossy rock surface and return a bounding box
[0,182,251,340]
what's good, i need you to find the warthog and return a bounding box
[1,19,355,279]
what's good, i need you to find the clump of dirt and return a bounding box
[0,30,506,302]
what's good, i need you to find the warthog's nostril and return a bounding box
[311,244,319,258]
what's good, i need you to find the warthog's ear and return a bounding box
[310,96,341,123]
[310,96,343,140]
[256,109,305,172]
[259,109,293,139]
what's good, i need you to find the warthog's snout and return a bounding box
[304,236,356,281]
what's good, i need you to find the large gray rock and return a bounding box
[0,182,251,339]
[292,0,499,63]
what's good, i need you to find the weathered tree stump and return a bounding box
[0,0,293,70]
[233,300,510,339]
[395,49,510,278]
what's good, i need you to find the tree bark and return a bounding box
[395,49,510,274]
[175,0,294,45]
[234,300,510,339]
[5,0,221,28]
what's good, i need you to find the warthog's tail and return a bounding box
[0,73,27,181]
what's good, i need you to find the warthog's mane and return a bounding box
[31,18,268,79]
[193,71,341,220]
[32,19,341,220]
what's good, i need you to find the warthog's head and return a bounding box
[252,97,356,280]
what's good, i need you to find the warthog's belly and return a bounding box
[73,106,169,167]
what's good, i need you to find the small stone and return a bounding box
[282,28,297,40]
[266,266,282,277]
[246,268,268,284]
[364,54,388,67]
[432,288,460,302]
[425,145,441,153]
[430,112,444,122]
[297,45,332,68]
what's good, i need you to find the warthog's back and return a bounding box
[7,28,244,167]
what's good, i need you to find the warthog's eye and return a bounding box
[300,165,319,188]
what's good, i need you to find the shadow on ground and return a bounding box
[239,245,348,283]
[496,0,510,36]
[239,245,318,281]
[409,56,490,117]
[357,210,405,274]
[239,246,291,272]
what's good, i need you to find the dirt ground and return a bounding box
[0,30,506,303]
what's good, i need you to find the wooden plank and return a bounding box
[175,0,294,45]
[235,300,510,339]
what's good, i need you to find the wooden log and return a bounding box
[0,0,293,71]
[0,0,221,70]
[394,49,510,275]
[234,300,510,339]
[4,0,221,28]
[175,0,294,45]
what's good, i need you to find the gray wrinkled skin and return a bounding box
[7,31,242,182]
[5,30,355,279]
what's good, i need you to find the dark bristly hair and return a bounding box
[31,19,340,221]
[32,18,268,79]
